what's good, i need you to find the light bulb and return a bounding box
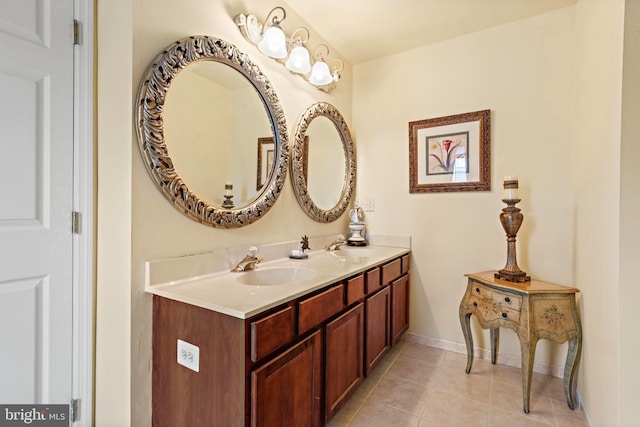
[258,25,287,58]
[309,60,332,86]
[285,45,311,74]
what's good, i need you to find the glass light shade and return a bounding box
[285,45,311,74]
[258,25,287,58]
[309,60,332,86]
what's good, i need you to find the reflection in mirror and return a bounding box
[164,61,272,207]
[291,102,356,222]
[306,117,346,210]
[136,36,289,228]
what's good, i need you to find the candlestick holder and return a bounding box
[222,195,234,209]
[495,198,530,283]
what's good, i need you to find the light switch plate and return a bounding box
[364,198,376,212]
[177,339,200,372]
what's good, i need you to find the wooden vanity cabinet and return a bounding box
[152,253,409,427]
[365,255,410,374]
[391,255,410,345]
[251,330,322,427]
[391,274,410,345]
[364,285,390,375]
[325,303,364,421]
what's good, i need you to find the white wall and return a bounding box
[354,6,576,368]
[619,2,640,425]
[572,0,625,425]
[353,2,637,424]
[95,1,132,426]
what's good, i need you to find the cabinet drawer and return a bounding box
[401,255,410,275]
[251,306,296,362]
[381,258,401,286]
[470,282,522,312]
[298,285,345,334]
[469,295,521,324]
[365,267,381,294]
[346,275,365,305]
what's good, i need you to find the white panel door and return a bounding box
[0,0,74,404]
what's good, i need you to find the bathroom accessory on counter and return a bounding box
[231,247,263,272]
[347,206,367,246]
[290,235,310,259]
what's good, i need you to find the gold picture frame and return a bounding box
[409,109,491,193]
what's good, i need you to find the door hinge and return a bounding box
[72,211,81,234]
[70,398,81,422]
[73,19,80,45]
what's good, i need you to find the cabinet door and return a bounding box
[251,331,322,427]
[391,274,409,345]
[325,303,364,422]
[365,286,390,376]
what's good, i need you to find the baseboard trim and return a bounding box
[404,332,565,376]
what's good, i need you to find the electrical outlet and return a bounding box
[364,198,376,212]
[177,339,200,372]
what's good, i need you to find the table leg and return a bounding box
[519,336,538,414]
[459,311,474,374]
[564,336,581,410]
[490,328,499,364]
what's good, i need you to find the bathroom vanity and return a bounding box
[137,35,385,426]
[149,245,410,427]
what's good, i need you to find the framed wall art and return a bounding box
[409,109,491,193]
[256,137,275,191]
[257,136,308,190]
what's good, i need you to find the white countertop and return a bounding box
[147,244,410,319]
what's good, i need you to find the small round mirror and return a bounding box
[290,103,356,222]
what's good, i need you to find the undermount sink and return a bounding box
[236,267,318,286]
[333,247,381,257]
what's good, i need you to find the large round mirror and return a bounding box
[136,36,288,228]
[291,103,356,222]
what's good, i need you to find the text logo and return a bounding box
[0,405,67,426]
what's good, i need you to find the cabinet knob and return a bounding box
[501,312,507,318]
[475,287,480,293]
[473,302,478,307]
[504,297,511,303]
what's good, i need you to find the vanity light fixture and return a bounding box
[309,44,343,87]
[285,28,312,74]
[234,7,343,92]
[257,7,287,58]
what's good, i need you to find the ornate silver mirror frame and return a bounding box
[291,102,356,222]
[136,35,288,228]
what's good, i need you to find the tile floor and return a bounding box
[327,339,590,427]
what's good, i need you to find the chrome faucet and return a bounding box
[231,247,263,272]
[326,234,347,251]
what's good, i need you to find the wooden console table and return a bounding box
[459,271,582,414]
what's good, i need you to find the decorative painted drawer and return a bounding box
[467,294,521,325]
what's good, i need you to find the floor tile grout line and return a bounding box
[333,340,587,427]
[342,346,407,427]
